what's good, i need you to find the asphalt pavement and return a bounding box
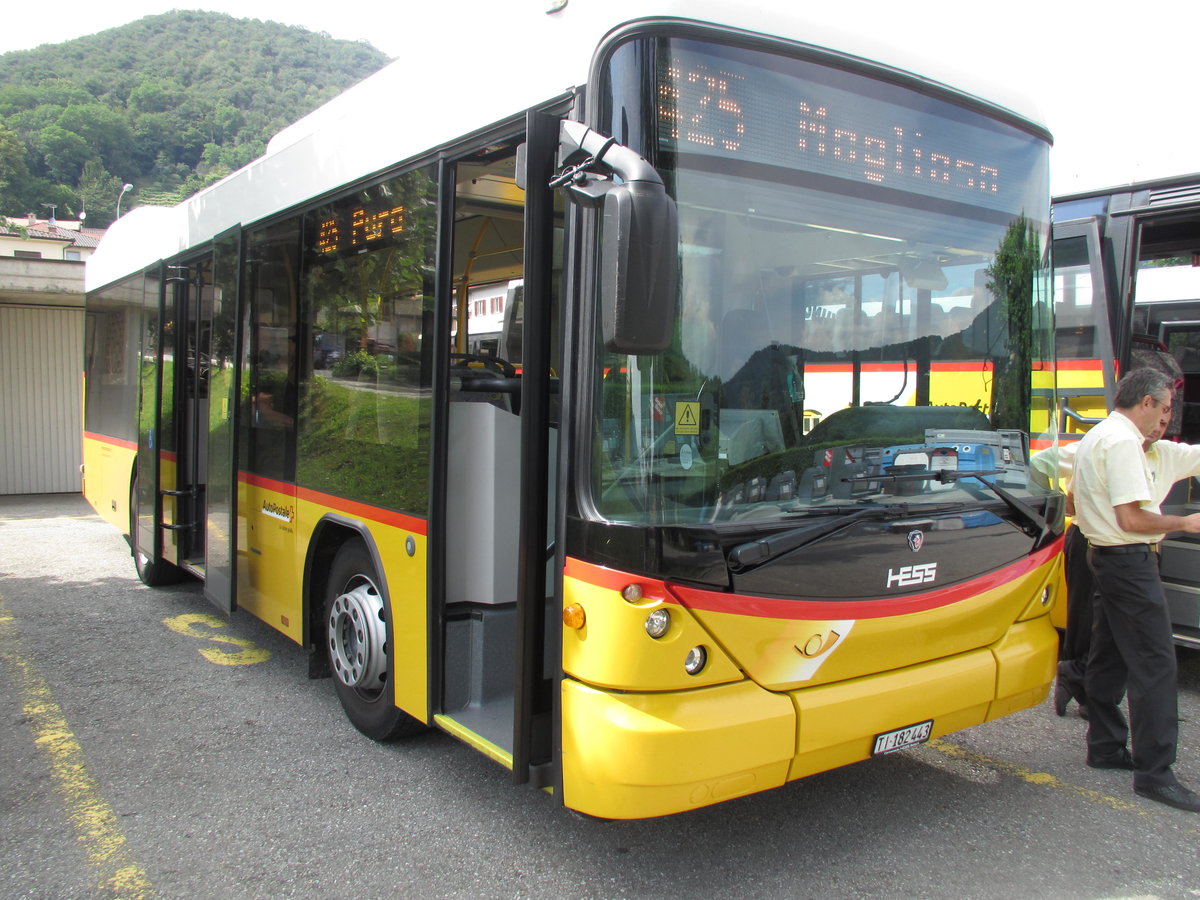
[4,493,1200,900]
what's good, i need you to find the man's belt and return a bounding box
[1088,542,1160,555]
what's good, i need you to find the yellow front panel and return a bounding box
[558,554,1059,819]
[987,618,1058,719]
[561,566,743,691]
[785,649,995,781]
[560,678,795,820]
[682,553,1059,692]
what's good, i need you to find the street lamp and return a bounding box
[116,183,133,219]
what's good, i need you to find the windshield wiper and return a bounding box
[840,467,1056,548]
[841,467,1004,487]
[961,474,1056,548]
[727,502,965,573]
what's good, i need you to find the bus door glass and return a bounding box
[1052,218,1114,433]
[133,270,163,566]
[204,228,242,611]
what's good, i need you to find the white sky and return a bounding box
[2,1,1196,196]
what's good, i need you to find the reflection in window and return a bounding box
[298,167,437,515]
[241,219,300,482]
[1053,235,1102,359]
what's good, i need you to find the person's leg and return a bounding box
[1088,551,1178,787]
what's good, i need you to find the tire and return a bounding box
[325,540,424,740]
[130,475,181,587]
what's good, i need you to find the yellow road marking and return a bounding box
[930,737,1200,830]
[163,613,271,666]
[0,597,154,898]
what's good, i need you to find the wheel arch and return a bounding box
[303,515,391,679]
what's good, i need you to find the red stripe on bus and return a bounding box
[566,536,1062,622]
[238,471,428,534]
[803,362,996,374]
[83,431,137,452]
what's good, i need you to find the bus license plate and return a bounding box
[872,720,933,755]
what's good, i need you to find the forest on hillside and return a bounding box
[0,10,390,227]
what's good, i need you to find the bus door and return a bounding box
[161,255,212,574]
[165,233,243,612]
[131,266,168,582]
[1051,217,1115,434]
[436,112,562,786]
[203,228,242,612]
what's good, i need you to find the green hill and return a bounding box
[0,10,390,226]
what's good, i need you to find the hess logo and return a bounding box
[886,562,937,588]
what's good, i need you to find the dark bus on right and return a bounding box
[1053,172,1200,647]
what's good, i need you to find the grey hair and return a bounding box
[1113,367,1175,410]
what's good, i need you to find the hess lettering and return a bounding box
[886,562,937,589]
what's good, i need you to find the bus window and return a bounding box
[241,219,300,483]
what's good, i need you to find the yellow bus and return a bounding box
[83,0,1063,819]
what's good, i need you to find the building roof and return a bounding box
[2,216,106,249]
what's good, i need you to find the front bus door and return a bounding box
[436,109,562,788]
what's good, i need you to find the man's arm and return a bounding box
[1113,501,1200,535]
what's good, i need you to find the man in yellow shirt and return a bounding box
[1071,367,1200,812]
[1037,418,1171,719]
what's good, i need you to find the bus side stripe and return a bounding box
[238,471,428,535]
[83,431,137,452]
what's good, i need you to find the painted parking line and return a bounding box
[0,597,154,899]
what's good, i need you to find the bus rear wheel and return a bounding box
[325,540,423,740]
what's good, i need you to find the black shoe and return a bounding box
[1134,782,1200,812]
[1087,748,1135,770]
[1054,680,1072,717]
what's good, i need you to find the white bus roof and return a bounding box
[87,0,1047,293]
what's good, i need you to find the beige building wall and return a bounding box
[0,304,84,494]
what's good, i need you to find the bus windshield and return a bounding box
[590,36,1054,526]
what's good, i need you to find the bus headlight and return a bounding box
[684,645,708,675]
[644,608,671,638]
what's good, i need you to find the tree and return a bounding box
[77,160,123,227]
[0,124,31,212]
[36,124,90,183]
[987,215,1042,431]
[0,11,390,213]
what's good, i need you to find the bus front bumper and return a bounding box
[559,617,1056,819]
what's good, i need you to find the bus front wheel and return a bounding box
[325,540,423,741]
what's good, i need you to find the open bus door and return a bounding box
[202,227,242,613]
[1051,217,1116,435]
[435,110,562,788]
[131,265,171,586]
[138,231,241,613]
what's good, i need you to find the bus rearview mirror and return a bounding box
[554,120,678,356]
[600,180,678,355]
